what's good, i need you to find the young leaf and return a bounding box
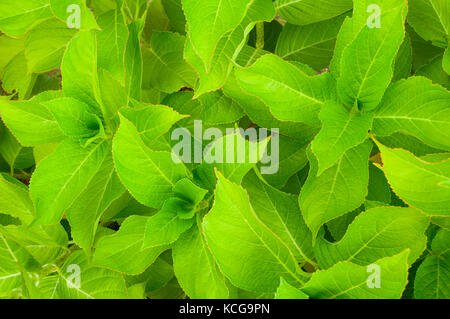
[184,0,276,96]
[336,0,408,111]
[112,113,187,208]
[299,141,372,239]
[124,19,145,101]
[182,0,253,69]
[97,9,128,84]
[311,100,373,174]
[142,198,194,248]
[62,30,102,110]
[42,97,105,142]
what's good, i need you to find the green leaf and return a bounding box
[0,36,24,75]
[120,104,186,149]
[0,124,35,170]
[315,206,429,268]
[30,139,109,224]
[416,55,450,90]
[112,113,187,208]
[62,30,102,110]
[367,163,391,204]
[142,198,194,248]
[184,0,276,96]
[172,223,230,298]
[414,229,450,299]
[311,100,373,174]
[377,142,450,216]
[0,223,67,266]
[97,69,128,126]
[299,141,372,239]
[407,0,450,48]
[202,171,308,293]
[94,215,169,275]
[66,155,126,252]
[235,54,336,126]
[198,91,244,125]
[1,52,36,99]
[444,47,450,75]
[125,251,174,293]
[124,18,145,101]
[97,9,128,84]
[0,174,34,225]
[182,0,253,69]
[223,47,319,142]
[275,278,308,299]
[392,32,412,81]
[161,0,186,34]
[302,251,410,299]
[258,136,308,188]
[50,0,100,31]
[275,14,347,71]
[198,128,269,186]
[0,0,52,37]
[42,97,105,143]
[275,0,352,26]
[24,18,76,74]
[336,0,408,111]
[408,24,445,72]
[373,76,450,151]
[0,92,65,146]
[142,31,197,93]
[39,250,130,299]
[243,170,314,264]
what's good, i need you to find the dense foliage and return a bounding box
[0,0,449,299]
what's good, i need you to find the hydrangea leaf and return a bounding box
[315,206,429,268]
[299,140,372,239]
[311,100,373,174]
[203,171,309,293]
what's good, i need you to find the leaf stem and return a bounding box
[256,22,265,49]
